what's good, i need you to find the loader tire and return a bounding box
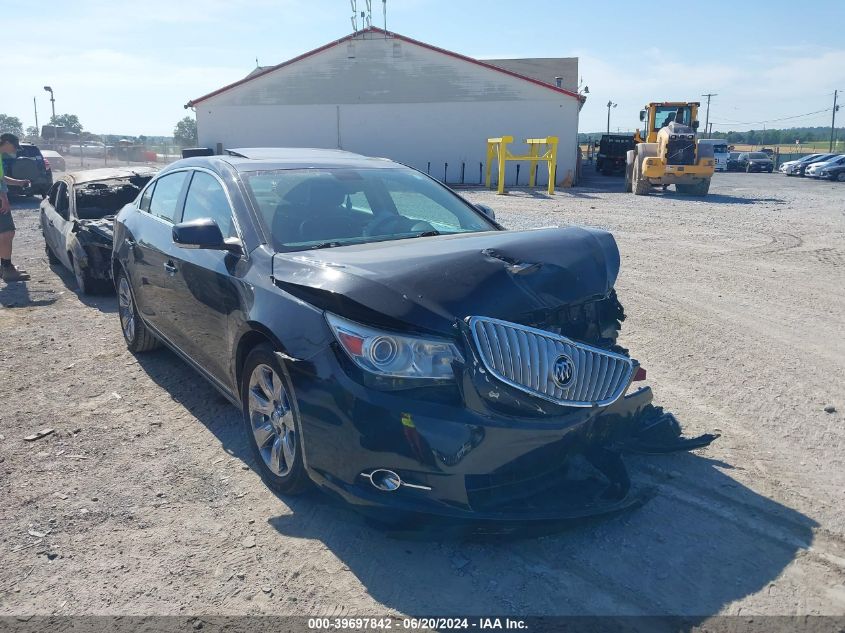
[676,179,710,196]
[633,157,650,195]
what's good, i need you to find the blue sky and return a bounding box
[4,0,844,136]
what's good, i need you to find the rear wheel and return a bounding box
[241,344,311,495]
[116,270,160,352]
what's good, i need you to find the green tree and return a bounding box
[173,116,197,147]
[0,114,24,136]
[50,113,83,134]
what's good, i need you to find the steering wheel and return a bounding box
[364,214,406,237]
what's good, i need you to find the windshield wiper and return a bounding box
[306,241,345,250]
[412,230,441,238]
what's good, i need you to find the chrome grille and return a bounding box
[469,316,634,408]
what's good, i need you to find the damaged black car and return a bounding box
[41,167,157,293]
[112,148,716,529]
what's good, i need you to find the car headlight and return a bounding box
[326,313,463,380]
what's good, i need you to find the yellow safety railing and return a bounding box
[485,136,558,195]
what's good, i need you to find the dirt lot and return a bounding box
[1,169,843,618]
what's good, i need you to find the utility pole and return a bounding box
[830,90,839,152]
[702,93,717,139]
[606,100,617,134]
[33,97,39,139]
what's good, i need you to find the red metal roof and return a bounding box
[186,27,584,107]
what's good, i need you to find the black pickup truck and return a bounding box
[595,134,635,176]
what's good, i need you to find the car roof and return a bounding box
[64,166,159,185]
[165,148,404,173]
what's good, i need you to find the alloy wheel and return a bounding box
[117,276,135,342]
[248,363,296,476]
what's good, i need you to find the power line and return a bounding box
[711,107,833,127]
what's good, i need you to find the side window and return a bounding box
[180,172,236,238]
[148,171,189,223]
[55,183,70,220]
[47,183,60,206]
[138,182,155,212]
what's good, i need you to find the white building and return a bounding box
[187,27,584,186]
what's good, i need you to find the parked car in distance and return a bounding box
[817,162,845,182]
[111,148,714,529]
[736,152,774,173]
[1,142,53,196]
[726,152,743,172]
[783,153,837,176]
[712,142,729,172]
[780,153,821,174]
[806,154,845,178]
[40,149,66,172]
[41,167,157,293]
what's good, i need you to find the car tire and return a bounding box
[45,242,60,265]
[241,344,311,496]
[837,173,845,183]
[116,269,160,352]
[70,252,110,295]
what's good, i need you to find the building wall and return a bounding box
[195,34,580,185]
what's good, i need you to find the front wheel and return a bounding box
[116,270,160,352]
[837,173,845,183]
[241,344,311,495]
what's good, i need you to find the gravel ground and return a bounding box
[0,169,843,617]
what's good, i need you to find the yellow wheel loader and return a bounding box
[624,102,715,196]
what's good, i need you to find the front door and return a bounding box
[165,170,242,384]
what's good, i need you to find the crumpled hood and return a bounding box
[271,227,621,335]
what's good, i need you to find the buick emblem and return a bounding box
[552,354,575,388]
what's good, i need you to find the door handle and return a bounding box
[164,262,178,275]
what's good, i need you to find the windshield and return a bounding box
[713,144,728,154]
[748,153,768,159]
[75,178,150,220]
[244,168,495,251]
[653,106,692,129]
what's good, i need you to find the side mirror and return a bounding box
[173,218,241,253]
[639,110,645,122]
[476,204,496,221]
[692,120,700,130]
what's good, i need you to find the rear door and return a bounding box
[166,169,243,384]
[41,183,62,255]
[126,170,190,335]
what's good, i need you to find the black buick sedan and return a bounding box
[112,148,712,527]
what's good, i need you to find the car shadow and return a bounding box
[48,261,118,313]
[131,345,818,617]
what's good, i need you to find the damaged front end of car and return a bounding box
[268,226,718,530]
[70,218,114,283]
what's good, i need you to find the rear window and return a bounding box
[713,144,728,154]
[17,146,42,158]
[748,153,768,159]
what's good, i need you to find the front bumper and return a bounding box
[290,346,657,524]
[641,159,715,183]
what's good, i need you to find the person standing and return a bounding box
[0,133,31,282]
